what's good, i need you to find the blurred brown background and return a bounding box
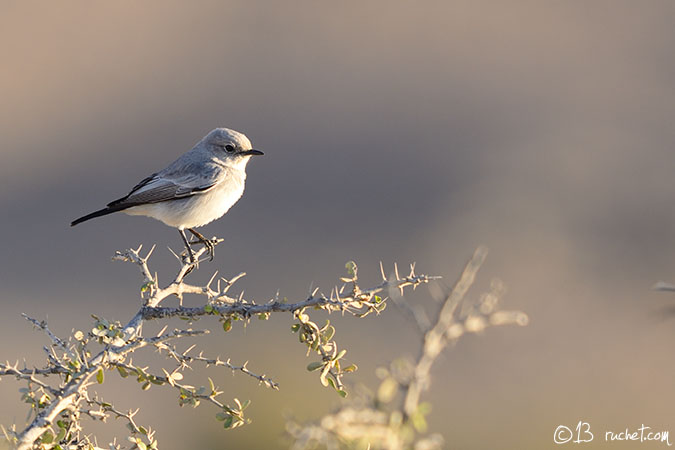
[1,1,675,448]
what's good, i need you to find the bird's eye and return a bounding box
[223,144,236,153]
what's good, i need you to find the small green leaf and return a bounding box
[55,426,66,442]
[117,366,128,378]
[138,426,148,435]
[345,261,357,277]
[223,416,234,429]
[223,318,232,332]
[307,361,324,372]
[204,304,213,313]
[337,390,348,398]
[141,382,151,391]
[343,364,358,373]
[323,326,335,341]
[141,280,154,292]
[291,323,301,333]
[411,411,428,432]
[215,412,228,421]
[96,368,104,384]
[334,349,347,360]
[40,430,54,444]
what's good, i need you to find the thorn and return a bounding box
[394,262,400,281]
[380,261,387,281]
[184,344,196,355]
[156,325,168,337]
[410,262,416,277]
[230,272,247,284]
[207,271,219,289]
[145,244,156,260]
[167,246,180,261]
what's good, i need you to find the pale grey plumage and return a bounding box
[71,127,263,262]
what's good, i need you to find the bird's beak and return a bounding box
[241,149,264,156]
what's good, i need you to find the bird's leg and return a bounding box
[188,228,215,261]
[178,229,197,264]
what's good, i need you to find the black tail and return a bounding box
[70,205,127,226]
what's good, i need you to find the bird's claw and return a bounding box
[187,228,217,262]
[188,239,217,261]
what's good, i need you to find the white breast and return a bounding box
[125,168,247,229]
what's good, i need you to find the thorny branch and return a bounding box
[287,246,529,450]
[155,340,278,389]
[401,246,528,418]
[1,238,438,450]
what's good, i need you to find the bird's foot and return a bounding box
[188,238,216,261]
[188,228,217,261]
[187,248,197,264]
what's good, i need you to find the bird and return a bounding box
[71,127,263,263]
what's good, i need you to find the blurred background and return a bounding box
[1,1,675,448]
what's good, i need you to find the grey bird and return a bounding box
[71,128,263,263]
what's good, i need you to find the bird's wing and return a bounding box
[107,164,223,208]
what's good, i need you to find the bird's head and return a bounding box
[199,128,264,168]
